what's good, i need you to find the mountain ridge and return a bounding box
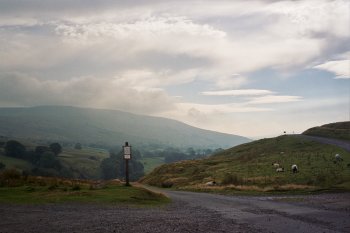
[0,105,250,148]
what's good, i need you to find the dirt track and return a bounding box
[1,191,349,233]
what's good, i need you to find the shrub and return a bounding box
[161,181,173,188]
[71,184,81,191]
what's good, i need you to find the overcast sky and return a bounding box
[0,0,349,138]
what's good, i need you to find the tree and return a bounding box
[100,148,144,181]
[4,140,26,158]
[35,146,50,154]
[38,151,61,169]
[49,143,62,155]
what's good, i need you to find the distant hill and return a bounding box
[302,121,350,141]
[141,134,350,192]
[0,106,250,149]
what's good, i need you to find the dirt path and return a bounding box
[1,190,349,233]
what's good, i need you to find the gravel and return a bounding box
[0,200,256,233]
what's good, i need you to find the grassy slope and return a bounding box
[58,147,109,179]
[141,135,350,192]
[0,145,109,179]
[302,121,350,141]
[140,157,165,174]
[0,155,33,172]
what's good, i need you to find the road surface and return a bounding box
[292,134,350,152]
[1,189,349,233]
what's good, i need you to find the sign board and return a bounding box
[123,145,131,160]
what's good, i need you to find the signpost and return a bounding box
[123,142,131,186]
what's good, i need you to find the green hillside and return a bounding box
[0,139,109,179]
[303,121,350,141]
[141,135,350,193]
[0,106,250,149]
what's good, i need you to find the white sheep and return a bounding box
[291,164,298,173]
[272,162,280,168]
[205,181,216,186]
[276,167,284,172]
[335,154,343,162]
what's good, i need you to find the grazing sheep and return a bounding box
[205,181,216,186]
[272,162,280,168]
[276,167,284,172]
[291,164,298,173]
[335,154,343,162]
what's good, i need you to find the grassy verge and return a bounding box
[0,171,169,206]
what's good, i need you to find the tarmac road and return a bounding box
[2,189,349,233]
[161,189,350,233]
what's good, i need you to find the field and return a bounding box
[58,147,109,179]
[0,155,33,172]
[140,157,164,174]
[0,144,110,179]
[141,135,350,193]
[0,173,169,206]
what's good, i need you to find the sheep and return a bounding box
[291,164,298,173]
[276,167,284,172]
[272,162,280,168]
[205,181,216,186]
[335,154,343,162]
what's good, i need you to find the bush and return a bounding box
[161,181,173,188]
[4,140,26,158]
[71,184,81,191]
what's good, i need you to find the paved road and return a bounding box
[2,190,349,233]
[292,134,350,152]
[151,188,350,233]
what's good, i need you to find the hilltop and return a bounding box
[302,121,350,141]
[0,106,249,149]
[141,129,350,193]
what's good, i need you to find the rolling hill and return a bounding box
[141,129,350,192]
[0,106,250,149]
[302,121,350,141]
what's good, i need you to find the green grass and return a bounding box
[0,185,169,206]
[303,121,350,141]
[141,157,164,174]
[58,148,109,179]
[0,155,33,172]
[141,135,350,193]
[0,174,169,206]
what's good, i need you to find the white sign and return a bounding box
[123,146,131,159]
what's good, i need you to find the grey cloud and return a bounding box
[0,72,176,114]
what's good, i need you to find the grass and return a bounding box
[57,147,109,179]
[0,174,169,206]
[140,157,164,174]
[0,155,33,172]
[303,121,350,141]
[141,135,350,194]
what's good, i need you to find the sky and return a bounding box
[0,0,349,139]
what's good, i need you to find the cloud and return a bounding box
[201,89,274,96]
[0,72,176,114]
[314,59,350,79]
[247,95,303,104]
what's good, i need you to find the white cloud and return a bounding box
[314,60,350,79]
[247,95,303,104]
[201,89,274,96]
[0,0,348,138]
